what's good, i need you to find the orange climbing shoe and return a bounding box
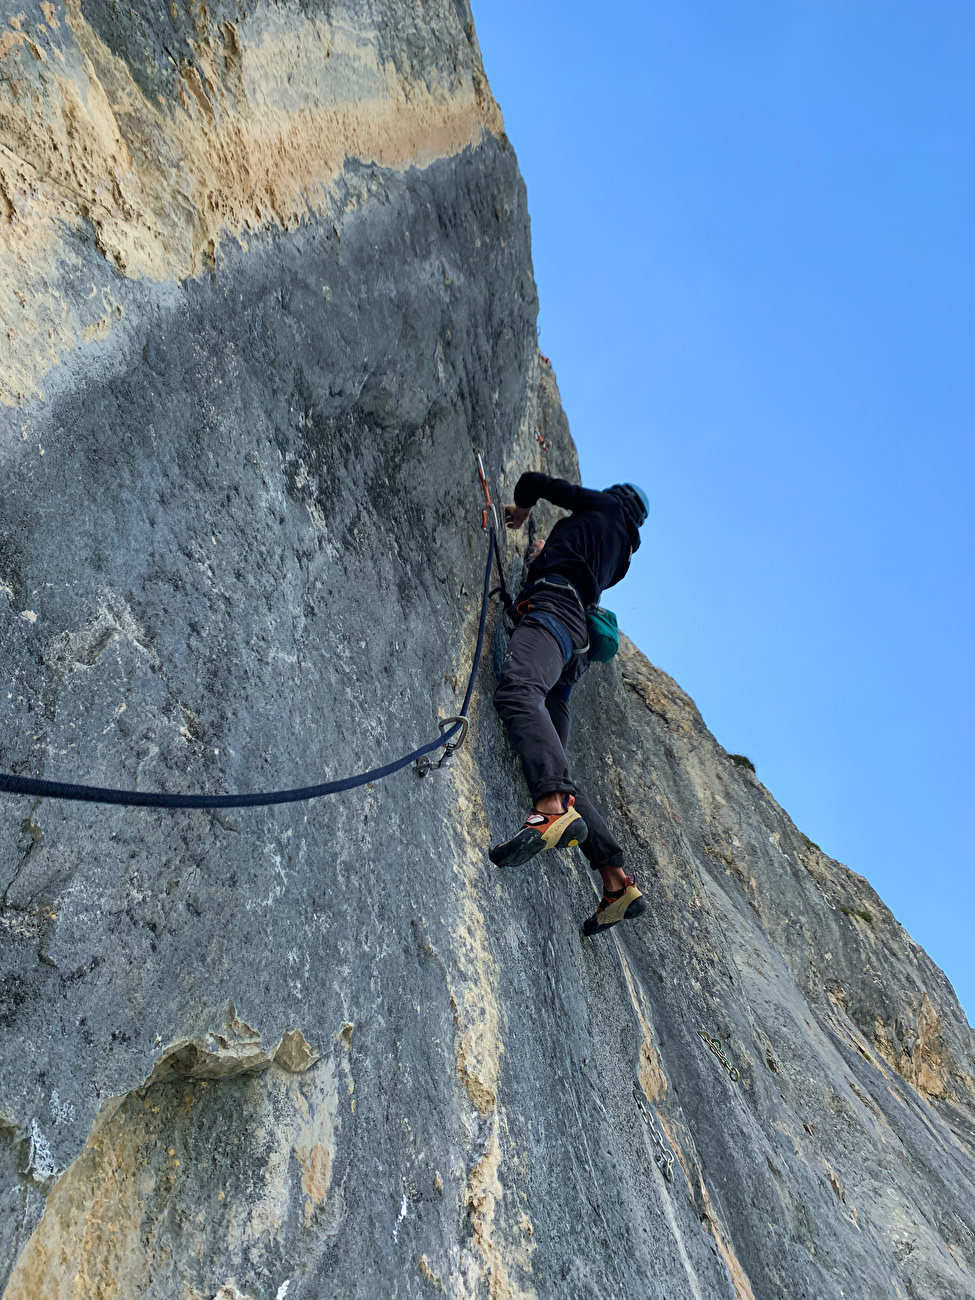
[489,795,588,868]
[582,874,647,936]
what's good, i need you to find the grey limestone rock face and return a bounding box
[1,0,974,1296]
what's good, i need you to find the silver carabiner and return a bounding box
[414,716,469,777]
[439,715,469,751]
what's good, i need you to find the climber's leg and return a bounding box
[582,873,647,937]
[543,673,646,933]
[491,622,588,867]
[494,622,574,800]
[569,790,625,878]
[488,794,589,869]
[544,681,627,890]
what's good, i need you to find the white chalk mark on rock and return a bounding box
[50,1089,75,1125]
[392,1192,409,1241]
[27,1119,59,1182]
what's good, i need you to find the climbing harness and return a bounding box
[512,575,619,666]
[633,1086,676,1183]
[511,576,590,664]
[697,1030,740,1083]
[0,459,503,810]
[513,572,585,620]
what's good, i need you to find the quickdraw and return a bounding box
[414,449,507,779]
[698,1030,740,1083]
[476,448,513,620]
[475,449,501,534]
[633,1087,675,1182]
[414,717,469,777]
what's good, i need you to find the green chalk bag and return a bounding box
[586,606,620,662]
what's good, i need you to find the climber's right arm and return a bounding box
[505,472,604,527]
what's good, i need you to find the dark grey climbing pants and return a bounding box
[493,620,624,871]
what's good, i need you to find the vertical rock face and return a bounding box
[1,1,973,1297]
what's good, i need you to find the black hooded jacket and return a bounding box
[513,472,641,608]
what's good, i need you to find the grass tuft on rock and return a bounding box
[839,904,875,926]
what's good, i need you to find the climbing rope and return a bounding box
[476,448,513,617]
[0,478,502,810]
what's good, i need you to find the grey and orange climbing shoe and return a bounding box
[489,795,588,869]
[582,874,647,936]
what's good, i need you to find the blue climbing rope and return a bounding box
[0,528,498,810]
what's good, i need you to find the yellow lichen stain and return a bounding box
[618,637,702,737]
[3,1102,155,1300]
[446,752,503,1117]
[80,315,113,344]
[0,143,83,406]
[417,1253,443,1290]
[0,0,503,404]
[446,742,536,1300]
[292,1059,339,1229]
[465,1127,506,1285]
[4,1059,342,1299]
[616,948,668,1103]
[909,992,949,1099]
[0,29,26,57]
[835,987,959,1103]
[455,1033,497,1119]
[297,1142,332,1225]
[693,1175,758,1300]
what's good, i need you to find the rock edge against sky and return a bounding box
[1,1,974,1296]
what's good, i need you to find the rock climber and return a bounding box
[490,472,650,936]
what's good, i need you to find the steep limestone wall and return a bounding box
[0,0,501,404]
[1,1,974,1297]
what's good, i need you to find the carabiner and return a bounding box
[414,716,470,777]
[475,449,500,533]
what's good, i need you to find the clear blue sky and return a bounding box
[472,0,975,1018]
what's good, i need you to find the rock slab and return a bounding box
[1,0,974,1296]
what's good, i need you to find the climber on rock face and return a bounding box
[489,472,650,936]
